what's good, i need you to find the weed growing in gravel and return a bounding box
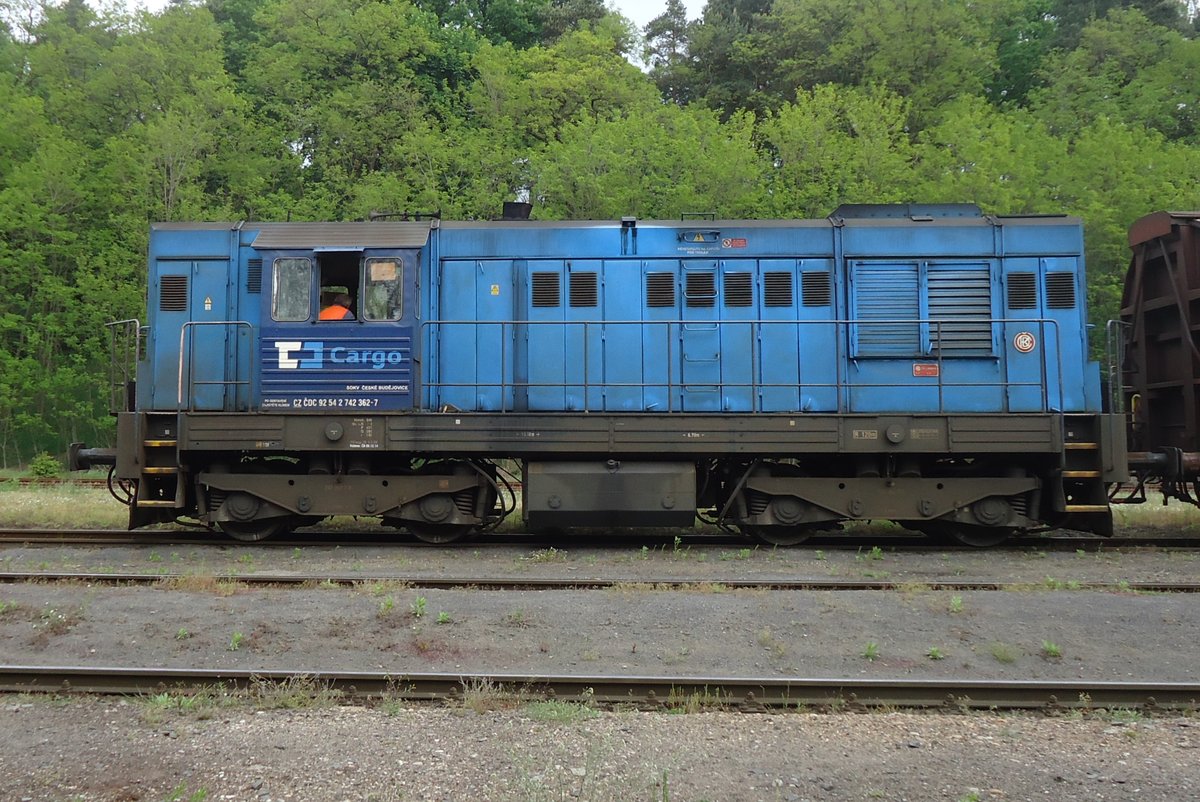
[815,550,826,561]
[436,611,452,624]
[524,698,598,724]
[665,686,729,713]
[719,548,753,561]
[1108,707,1144,724]
[175,628,190,640]
[38,605,82,635]
[163,783,210,801]
[756,628,786,658]
[460,677,522,713]
[142,686,236,724]
[410,595,427,618]
[524,547,566,564]
[505,608,530,628]
[989,642,1020,663]
[638,545,650,560]
[228,631,246,651]
[949,595,964,614]
[1041,640,1063,659]
[160,575,242,596]
[250,675,344,709]
[0,599,17,615]
[378,596,396,617]
[927,647,945,660]
[862,641,880,660]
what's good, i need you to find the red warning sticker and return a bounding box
[721,238,748,248]
[913,364,940,377]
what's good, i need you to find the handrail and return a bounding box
[104,319,142,413]
[177,321,255,411]
[421,317,1066,414]
[1105,319,1130,414]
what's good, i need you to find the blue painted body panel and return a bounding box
[141,211,1100,417]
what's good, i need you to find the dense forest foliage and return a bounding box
[1,0,1198,464]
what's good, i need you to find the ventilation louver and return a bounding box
[532,272,560,308]
[569,272,598,307]
[646,273,675,307]
[801,272,831,307]
[764,272,793,307]
[159,275,188,312]
[724,272,752,307]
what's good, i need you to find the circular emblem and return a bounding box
[1013,331,1037,353]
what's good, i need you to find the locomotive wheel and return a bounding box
[408,523,474,544]
[744,525,813,547]
[218,519,288,542]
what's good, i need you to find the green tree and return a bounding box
[915,96,1066,212]
[642,0,694,104]
[757,84,917,217]
[532,104,767,219]
[414,0,548,48]
[1031,10,1200,141]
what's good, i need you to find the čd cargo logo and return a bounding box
[274,341,404,370]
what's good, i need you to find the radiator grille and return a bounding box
[686,272,716,308]
[646,273,675,307]
[724,272,752,307]
[246,258,263,294]
[569,272,598,307]
[764,272,793,307]
[1006,272,1036,309]
[1046,273,1076,309]
[160,275,188,312]
[531,272,560,308]
[928,265,992,354]
[801,271,831,307]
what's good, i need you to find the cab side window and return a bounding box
[272,258,311,321]
[363,257,404,320]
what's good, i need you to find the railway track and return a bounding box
[1,570,1196,593]
[4,527,1200,550]
[0,665,1195,711]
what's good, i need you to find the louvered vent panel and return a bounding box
[646,273,675,307]
[160,275,188,312]
[764,272,793,307]
[929,265,993,355]
[686,272,716,308]
[1046,273,1076,309]
[1006,272,1037,309]
[569,272,598,307]
[246,258,263,294]
[724,272,752,307]
[801,272,832,307]
[531,272,560,308]
[853,262,919,355]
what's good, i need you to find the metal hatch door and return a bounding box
[681,260,721,411]
[152,258,233,411]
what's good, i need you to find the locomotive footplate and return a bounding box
[179,412,1075,458]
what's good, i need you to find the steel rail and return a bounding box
[0,665,1195,711]
[1,571,1197,593]
[4,529,1200,551]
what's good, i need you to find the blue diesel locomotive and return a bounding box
[73,204,1127,545]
